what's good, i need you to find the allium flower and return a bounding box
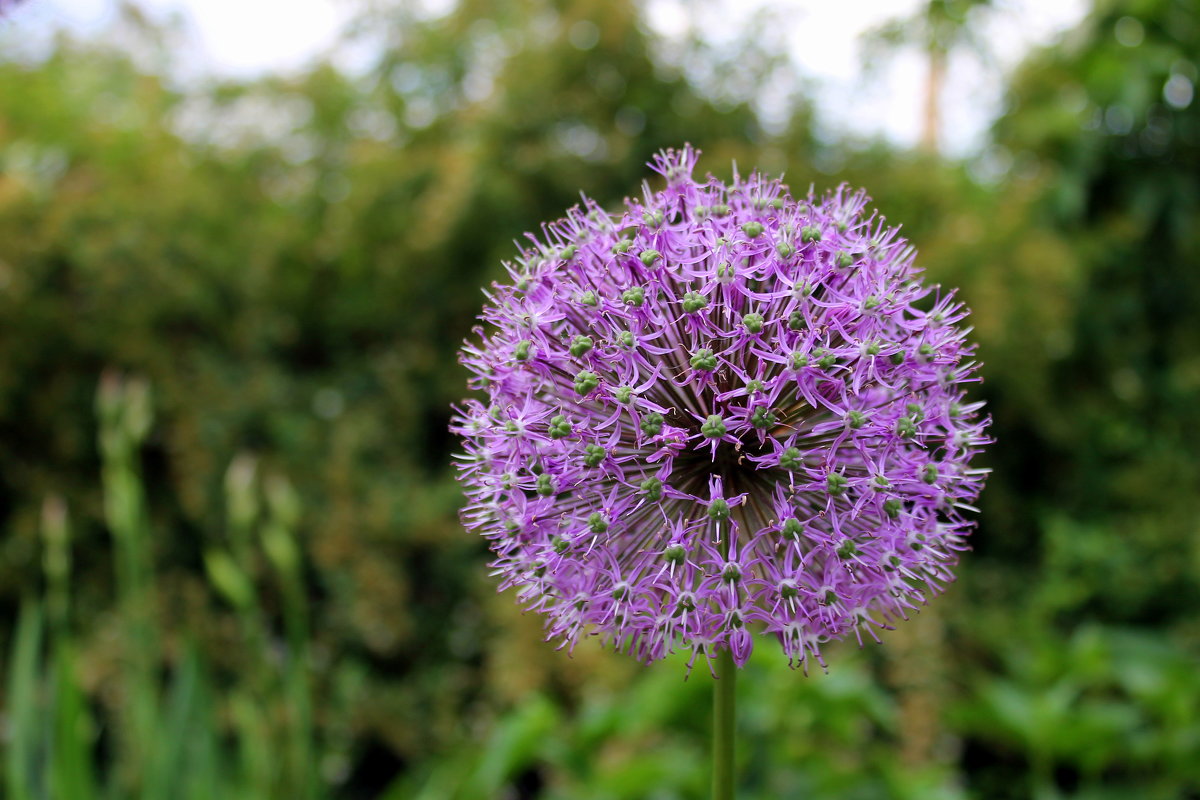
[452,146,989,672]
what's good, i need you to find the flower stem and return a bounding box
[713,648,736,800]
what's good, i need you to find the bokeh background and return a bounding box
[1,0,1198,798]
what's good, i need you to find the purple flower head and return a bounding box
[452,146,990,673]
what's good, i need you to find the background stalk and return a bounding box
[713,648,736,800]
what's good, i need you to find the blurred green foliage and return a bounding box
[0,0,1198,797]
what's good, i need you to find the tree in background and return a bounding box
[987,0,1199,627]
[863,0,998,151]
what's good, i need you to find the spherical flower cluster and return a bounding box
[451,146,990,672]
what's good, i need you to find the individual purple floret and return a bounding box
[451,145,990,673]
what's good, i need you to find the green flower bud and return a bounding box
[622,286,646,306]
[865,340,881,356]
[822,588,838,605]
[781,518,803,539]
[827,473,848,496]
[715,261,734,281]
[746,379,764,393]
[919,343,935,358]
[906,402,924,422]
[922,463,939,484]
[742,312,765,334]
[587,512,609,534]
[751,406,777,429]
[776,242,795,259]
[611,238,633,254]
[863,295,880,310]
[559,244,577,260]
[536,474,555,496]
[690,347,718,371]
[574,370,600,395]
[835,250,854,268]
[791,352,809,370]
[701,415,727,439]
[552,535,569,554]
[814,348,837,370]
[890,350,906,365]
[642,210,664,228]
[884,498,902,519]
[788,309,806,331]
[514,340,532,360]
[707,498,731,521]
[779,447,803,470]
[548,414,572,439]
[872,474,891,491]
[640,476,663,501]
[613,386,633,404]
[580,290,599,307]
[795,280,816,297]
[895,416,917,439]
[639,249,661,266]
[800,225,822,243]
[664,543,686,564]
[583,444,606,467]
[712,204,731,217]
[848,410,867,429]
[780,582,799,599]
[741,221,764,238]
[722,563,741,583]
[682,291,708,313]
[616,330,635,349]
[640,412,665,437]
[569,335,594,357]
[769,197,785,209]
[836,539,858,558]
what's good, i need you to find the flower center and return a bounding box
[675,433,774,487]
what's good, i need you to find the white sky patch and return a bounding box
[10,0,354,75]
[6,0,1089,154]
[645,0,1089,154]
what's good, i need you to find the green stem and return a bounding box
[713,648,736,800]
